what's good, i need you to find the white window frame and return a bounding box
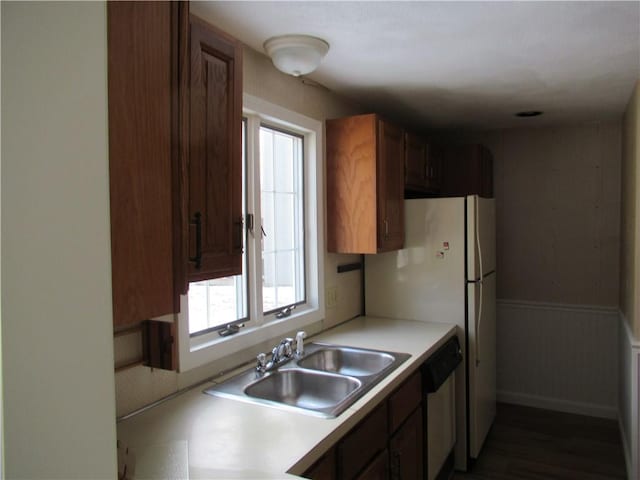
[177,94,325,372]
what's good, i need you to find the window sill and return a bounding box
[178,295,325,372]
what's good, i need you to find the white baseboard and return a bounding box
[498,390,618,419]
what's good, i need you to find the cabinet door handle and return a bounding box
[384,219,389,238]
[189,212,202,269]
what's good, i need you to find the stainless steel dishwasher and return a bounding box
[422,336,462,480]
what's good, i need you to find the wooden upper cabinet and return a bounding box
[108,2,244,328]
[426,143,443,192]
[108,1,176,327]
[438,144,494,198]
[326,114,405,254]
[377,121,404,251]
[405,132,441,194]
[186,16,243,283]
[404,132,428,191]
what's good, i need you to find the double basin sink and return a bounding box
[204,343,411,418]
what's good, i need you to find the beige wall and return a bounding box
[1,2,117,477]
[478,122,621,306]
[620,80,640,337]
[114,18,366,416]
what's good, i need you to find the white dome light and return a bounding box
[264,35,329,77]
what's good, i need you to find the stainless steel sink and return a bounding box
[245,369,362,416]
[203,342,410,418]
[297,346,396,377]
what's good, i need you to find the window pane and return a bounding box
[274,193,294,251]
[187,274,247,334]
[260,129,274,192]
[260,125,305,314]
[274,133,294,192]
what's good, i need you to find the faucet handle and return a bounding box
[283,338,294,357]
[256,352,267,372]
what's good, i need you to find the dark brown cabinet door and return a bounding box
[354,450,389,480]
[404,132,428,191]
[405,132,442,195]
[425,146,442,193]
[388,370,422,434]
[187,16,243,283]
[377,119,404,252]
[389,408,423,480]
[303,448,337,480]
[338,403,389,480]
[439,144,493,198]
[108,1,176,327]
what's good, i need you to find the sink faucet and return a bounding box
[256,337,294,373]
[272,338,293,364]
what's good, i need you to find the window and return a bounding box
[259,125,305,314]
[178,94,325,371]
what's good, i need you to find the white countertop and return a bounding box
[117,316,456,479]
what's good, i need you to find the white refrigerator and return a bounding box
[365,195,496,471]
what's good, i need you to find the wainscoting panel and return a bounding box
[618,314,639,480]
[497,300,618,419]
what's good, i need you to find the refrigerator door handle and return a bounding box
[476,278,483,367]
[475,198,483,367]
[476,196,484,281]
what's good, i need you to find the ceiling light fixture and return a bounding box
[264,35,329,77]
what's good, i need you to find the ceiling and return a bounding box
[192,1,640,131]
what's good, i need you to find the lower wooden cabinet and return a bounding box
[388,370,422,433]
[338,404,389,479]
[304,448,337,480]
[355,449,389,480]
[390,408,423,480]
[303,370,424,480]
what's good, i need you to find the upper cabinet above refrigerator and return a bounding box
[436,144,494,198]
[404,132,442,195]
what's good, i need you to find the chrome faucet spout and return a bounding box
[258,337,295,372]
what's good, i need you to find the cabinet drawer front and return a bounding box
[388,371,422,433]
[339,403,388,480]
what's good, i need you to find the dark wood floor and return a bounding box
[452,403,627,480]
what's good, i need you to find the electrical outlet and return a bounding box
[326,285,338,308]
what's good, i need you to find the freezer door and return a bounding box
[466,196,496,280]
[467,272,496,458]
